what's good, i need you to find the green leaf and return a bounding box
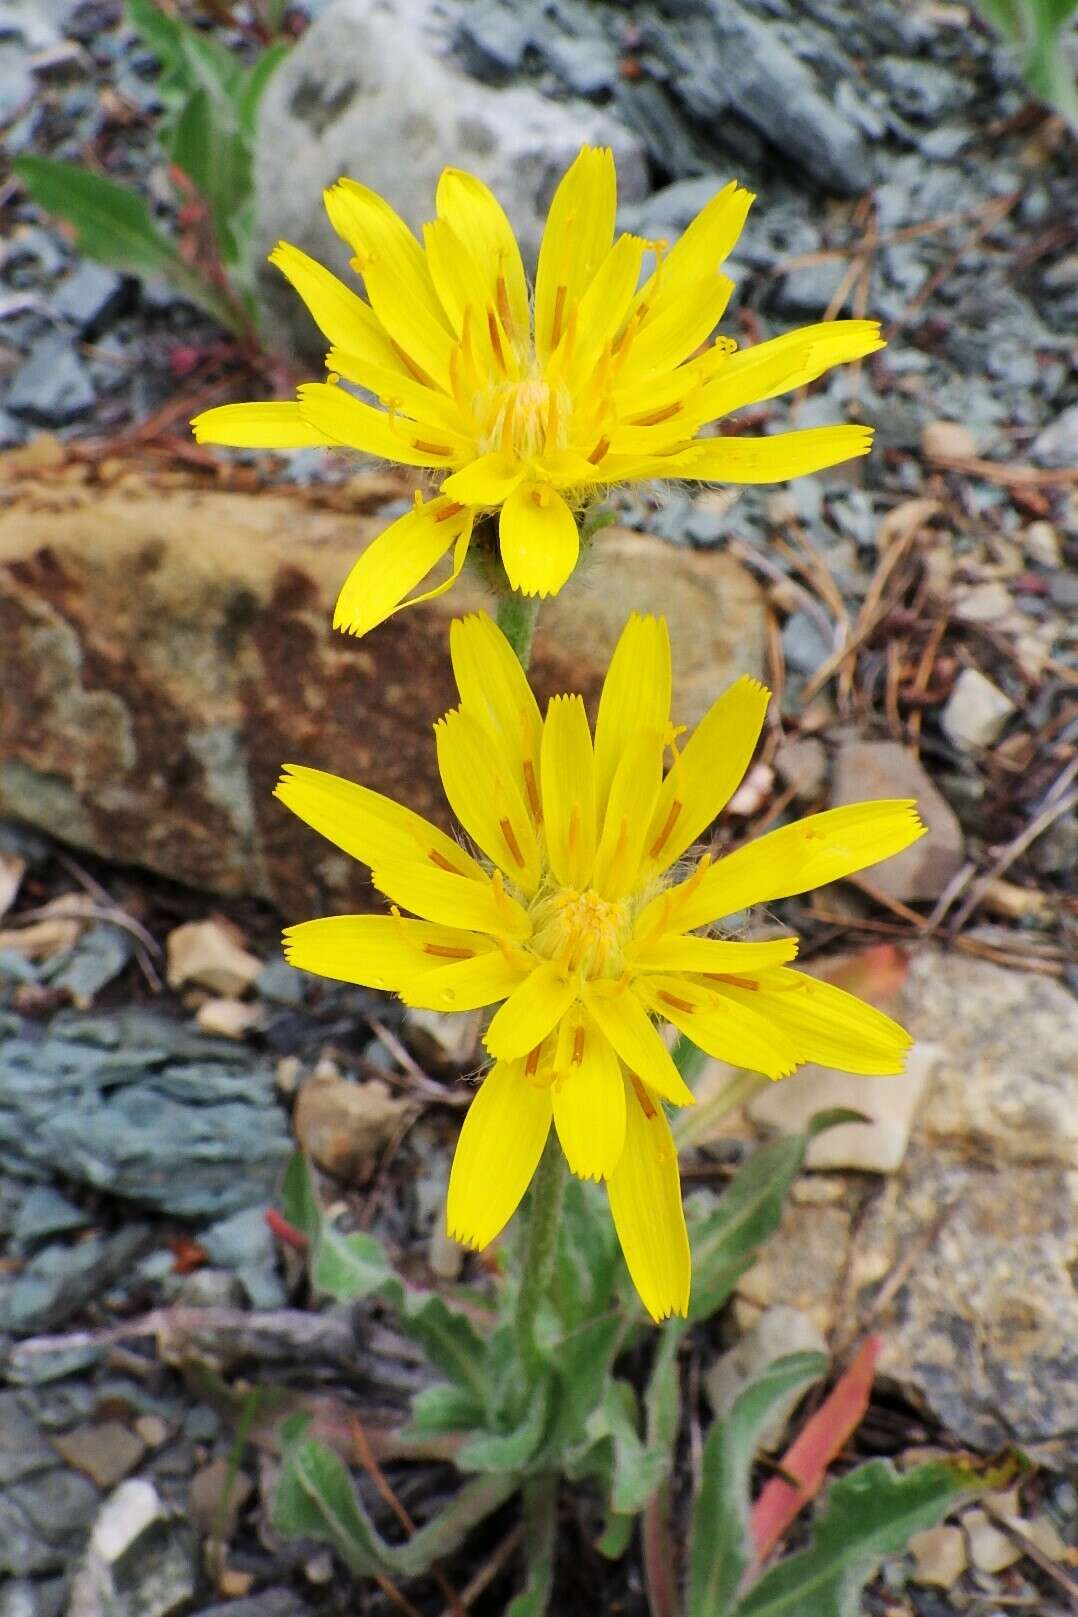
[169,87,250,263]
[313,1226,393,1302]
[689,1352,827,1617]
[734,1459,971,1617]
[236,41,291,134]
[687,1136,804,1323]
[280,1150,320,1240]
[13,157,180,278]
[396,1289,491,1405]
[456,1380,550,1473]
[273,1436,392,1575]
[403,1381,485,1439]
[596,1507,635,1559]
[12,154,246,333]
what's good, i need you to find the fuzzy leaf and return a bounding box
[735,1460,971,1617]
[456,1380,550,1473]
[689,1351,826,1617]
[403,1381,485,1439]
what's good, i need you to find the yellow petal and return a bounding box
[606,1077,690,1322]
[396,947,528,1013]
[636,973,799,1080]
[274,762,484,881]
[541,695,596,888]
[593,613,671,826]
[551,1013,625,1181]
[696,320,886,423]
[535,146,617,360]
[449,612,543,796]
[615,272,735,383]
[441,452,526,507]
[323,179,454,386]
[268,241,401,368]
[675,424,875,484]
[643,676,770,874]
[639,180,753,315]
[627,934,798,973]
[436,168,530,343]
[646,801,926,936]
[333,495,473,638]
[593,727,663,900]
[560,232,647,383]
[373,860,531,939]
[326,346,470,438]
[484,960,577,1060]
[298,381,466,467]
[582,981,693,1107]
[498,481,579,597]
[282,913,492,990]
[191,401,330,449]
[719,968,913,1075]
[447,1060,552,1249]
[435,707,541,893]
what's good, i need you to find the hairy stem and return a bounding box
[514,1133,567,1379]
[495,592,541,669]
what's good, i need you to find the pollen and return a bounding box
[530,886,630,981]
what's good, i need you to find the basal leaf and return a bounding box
[456,1380,550,1473]
[689,1351,826,1617]
[403,1381,485,1439]
[735,1459,971,1617]
[273,1435,392,1575]
[13,158,179,278]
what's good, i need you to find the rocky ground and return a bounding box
[1,0,1076,1611]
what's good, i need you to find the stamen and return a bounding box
[658,989,696,1014]
[648,799,683,860]
[546,389,560,449]
[435,500,465,522]
[522,758,542,821]
[525,1044,542,1078]
[572,1026,585,1065]
[710,974,760,991]
[412,438,455,456]
[550,284,568,350]
[487,308,508,373]
[389,338,435,387]
[588,435,611,465]
[429,848,461,873]
[567,802,581,855]
[423,943,475,959]
[496,269,512,333]
[500,817,526,868]
[628,1071,656,1119]
[326,371,341,387]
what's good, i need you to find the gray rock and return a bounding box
[941,668,1016,751]
[53,263,126,333]
[454,0,535,78]
[197,1594,312,1617]
[11,1185,89,1249]
[854,953,1078,1467]
[45,924,133,1005]
[0,1010,292,1220]
[200,1207,285,1310]
[773,735,828,801]
[774,259,849,318]
[0,1392,99,1575]
[877,56,971,122]
[781,610,832,676]
[831,739,965,902]
[254,0,646,360]
[0,1225,151,1333]
[67,1479,198,1617]
[7,334,96,427]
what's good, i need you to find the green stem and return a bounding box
[514,1134,567,1378]
[495,592,541,669]
[506,1473,558,1617]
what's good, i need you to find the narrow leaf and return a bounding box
[13,157,180,277]
[687,1135,805,1322]
[735,1460,971,1617]
[751,1336,880,1565]
[688,1352,826,1617]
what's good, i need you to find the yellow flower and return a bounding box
[275,612,923,1321]
[193,148,883,633]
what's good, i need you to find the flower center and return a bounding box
[481,374,570,463]
[530,886,629,980]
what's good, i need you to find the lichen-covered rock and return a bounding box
[0,475,764,913]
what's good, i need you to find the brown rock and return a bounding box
[166,919,262,997]
[293,1072,415,1183]
[0,477,765,914]
[831,739,964,901]
[921,420,977,460]
[188,1456,253,1539]
[53,1420,146,1489]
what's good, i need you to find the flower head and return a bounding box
[193,148,883,633]
[276,612,923,1320]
